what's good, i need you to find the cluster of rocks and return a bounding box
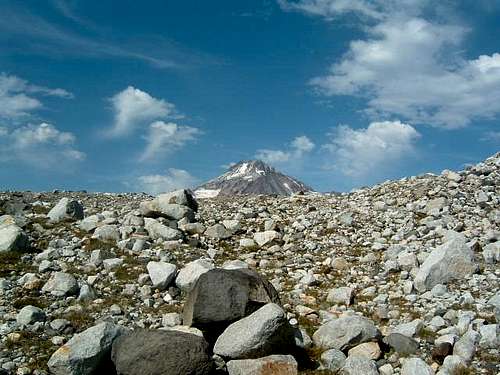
[0,152,498,374]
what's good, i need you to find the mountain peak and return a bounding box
[195,160,313,198]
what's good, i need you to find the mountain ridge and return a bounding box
[194,160,313,198]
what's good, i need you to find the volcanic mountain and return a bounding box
[194,160,313,198]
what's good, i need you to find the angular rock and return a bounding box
[92,225,120,242]
[47,198,84,223]
[204,223,232,240]
[312,315,380,351]
[77,214,104,232]
[140,189,198,218]
[400,358,434,375]
[383,333,419,355]
[320,349,346,372]
[16,305,46,326]
[48,322,125,375]
[42,272,79,296]
[483,241,499,264]
[479,324,498,349]
[253,230,280,247]
[175,259,214,292]
[435,355,467,375]
[0,215,29,252]
[213,303,295,359]
[391,319,423,337]
[147,261,177,290]
[183,268,280,341]
[111,330,213,375]
[144,218,182,241]
[226,355,298,375]
[347,342,381,360]
[414,235,477,292]
[327,287,354,305]
[340,356,378,375]
[453,329,479,362]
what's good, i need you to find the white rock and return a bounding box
[146,261,177,290]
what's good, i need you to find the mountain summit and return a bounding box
[194,160,313,198]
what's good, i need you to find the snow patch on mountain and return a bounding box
[194,160,313,198]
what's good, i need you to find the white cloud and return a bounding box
[107,86,178,137]
[481,130,500,143]
[0,122,85,167]
[308,13,500,128]
[256,135,315,164]
[140,121,201,161]
[0,72,72,119]
[278,0,383,19]
[256,149,292,164]
[323,120,420,179]
[278,0,427,20]
[137,168,199,195]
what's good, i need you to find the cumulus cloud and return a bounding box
[137,168,199,195]
[256,135,315,164]
[140,121,202,161]
[323,120,420,179]
[299,3,500,129]
[107,86,178,137]
[0,122,85,167]
[0,72,73,119]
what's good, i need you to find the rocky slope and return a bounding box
[0,153,498,375]
[194,160,313,198]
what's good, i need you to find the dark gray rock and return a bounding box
[183,268,280,342]
[111,330,213,375]
[383,333,419,355]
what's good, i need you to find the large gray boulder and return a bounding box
[214,303,295,359]
[47,198,84,223]
[0,215,29,252]
[47,322,125,375]
[111,330,213,375]
[183,268,280,341]
[146,261,177,290]
[144,218,183,241]
[42,272,79,296]
[312,315,380,351]
[175,259,214,292]
[226,355,298,375]
[414,235,477,292]
[140,189,198,219]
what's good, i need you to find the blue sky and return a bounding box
[0,0,499,193]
